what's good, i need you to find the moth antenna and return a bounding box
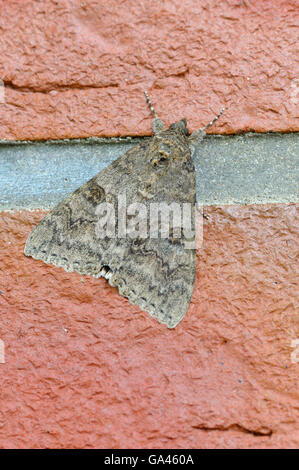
[144,91,158,119]
[200,107,225,132]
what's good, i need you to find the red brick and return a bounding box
[0,206,298,448]
[0,0,298,140]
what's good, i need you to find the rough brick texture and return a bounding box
[0,0,298,140]
[0,206,298,448]
[0,0,298,450]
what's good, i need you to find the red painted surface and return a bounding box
[0,0,298,140]
[0,0,298,450]
[0,206,298,448]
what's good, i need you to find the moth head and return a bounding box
[168,118,189,136]
[148,121,190,168]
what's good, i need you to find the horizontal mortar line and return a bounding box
[0,136,147,146]
[0,132,298,210]
[0,131,298,146]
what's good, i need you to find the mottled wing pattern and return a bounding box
[25,125,196,328]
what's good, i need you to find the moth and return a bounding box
[24,93,224,328]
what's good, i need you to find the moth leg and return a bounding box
[99,265,113,280]
[144,90,166,134]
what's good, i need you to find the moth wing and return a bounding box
[25,139,196,328]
